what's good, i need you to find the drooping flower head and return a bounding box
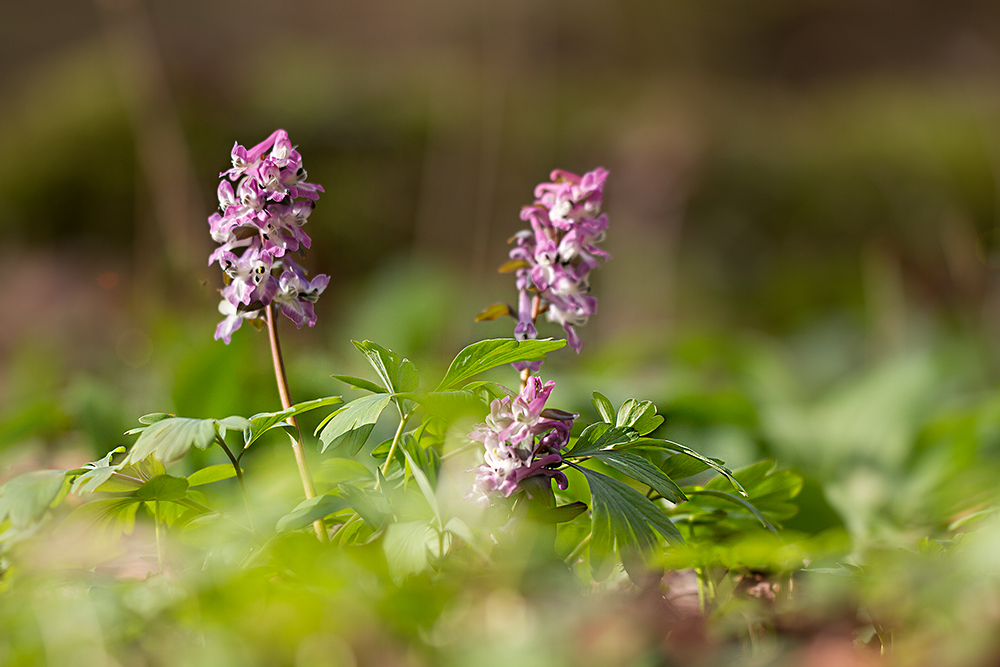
[467,377,577,505]
[207,130,329,343]
[480,168,609,362]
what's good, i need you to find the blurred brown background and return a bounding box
[4,0,1000,463]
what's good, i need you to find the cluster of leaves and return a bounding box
[0,337,797,588]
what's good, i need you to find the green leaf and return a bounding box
[71,447,127,494]
[529,501,589,523]
[134,474,190,502]
[402,445,440,520]
[627,438,747,497]
[138,413,173,425]
[394,391,488,423]
[584,450,687,503]
[570,464,683,580]
[382,520,437,581]
[592,392,616,424]
[315,458,373,485]
[317,394,394,455]
[186,465,238,487]
[275,493,351,533]
[352,340,419,393]
[685,489,777,532]
[126,417,218,464]
[331,375,387,394]
[565,424,637,457]
[338,483,390,528]
[660,453,715,480]
[616,399,664,436]
[435,338,566,391]
[245,396,344,449]
[0,470,69,530]
[63,498,140,537]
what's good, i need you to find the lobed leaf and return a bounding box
[244,396,343,449]
[571,464,683,581]
[592,392,616,424]
[435,338,566,391]
[317,394,394,455]
[126,417,218,464]
[134,474,189,502]
[276,493,351,533]
[331,375,387,394]
[352,340,419,394]
[0,470,69,530]
[187,465,238,487]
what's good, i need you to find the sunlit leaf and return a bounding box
[317,394,394,455]
[134,474,189,502]
[435,338,566,391]
[244,396,343,449]
[352,340,419,393]
[186,465,238,487]
[616,399,664,436]
[276,493,351,533]
[592,392,616,424]
[0,470,69,530]
[331,375,387,394]
[383,520,437,582]
[126,418,218,464]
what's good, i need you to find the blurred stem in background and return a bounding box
[265,303,326,541]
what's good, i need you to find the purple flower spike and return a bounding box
[467,377,577,505]
[207,129,329,342]
[499,167,609,358]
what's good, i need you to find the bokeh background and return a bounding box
[6,0,1000,550]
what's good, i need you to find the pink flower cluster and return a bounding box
[509,168,610,353]
[468,378,576,504]
[207,129,329,343]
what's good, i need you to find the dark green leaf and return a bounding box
[275,493,351,532]
[628,437,747,497]
[565,425,637,457]
[435,338,566,391]
[245,396,344,449]
[317,394,394,455]
[352,340,419,393]
[571,464,683,580]
[331,374,387,394]
[685,489,777,532]
[592,392,616,424]
[529,501,588,523]
[585,450,687,503]
[660,453,714,480]
[134,474,190,502]
[187,465,238,487]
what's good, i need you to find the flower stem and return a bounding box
[265,303,326,541]
[215,436,259,534]
[378,404,412,485]
[519,294,542,392]
[154,501,163,573]
[564,531,591,564]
